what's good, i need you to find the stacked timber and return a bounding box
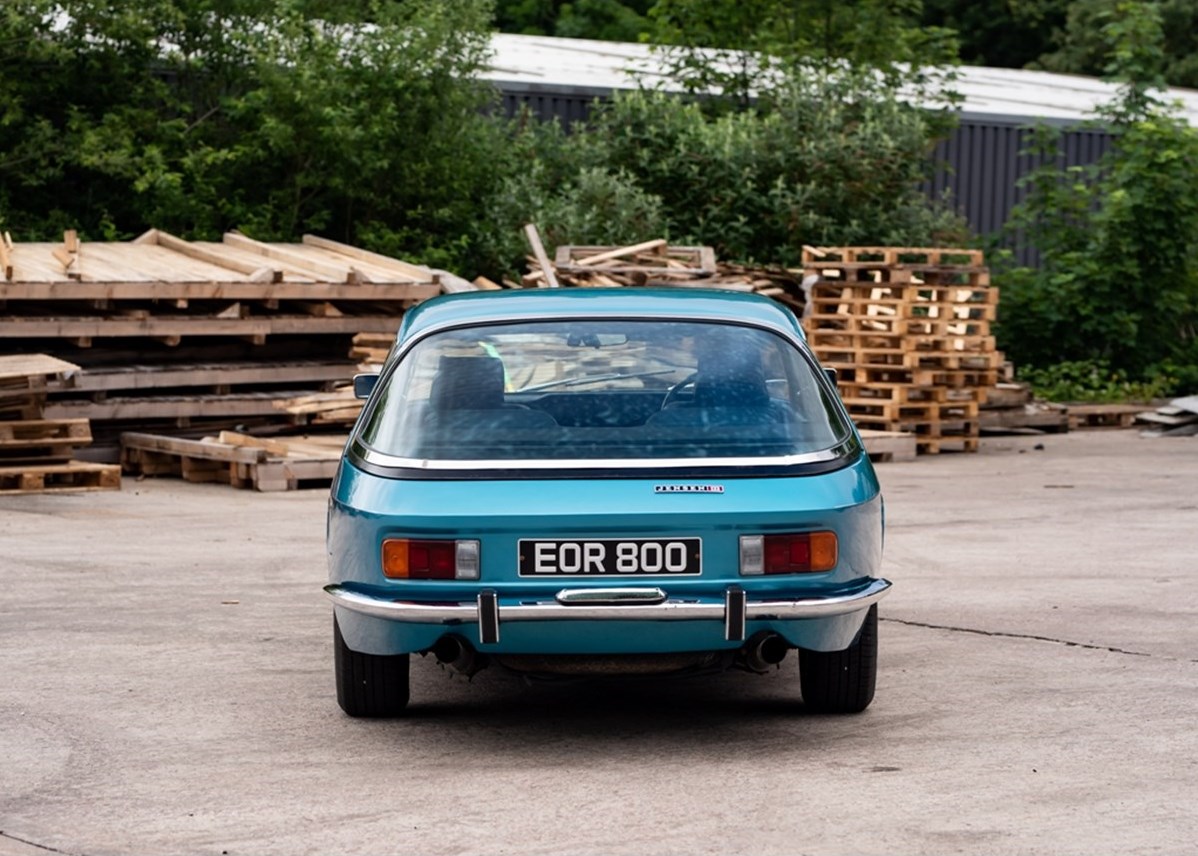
[0,354,120,494]
[979,382,1069,434]
[0,230,440,457]
[522,234,808,312]
[802,246,1002,454]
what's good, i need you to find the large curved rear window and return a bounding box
[358,320,851,461]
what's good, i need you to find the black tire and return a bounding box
[799,605,878,714]
[334,616,410,717]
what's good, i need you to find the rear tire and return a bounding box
[334,616,410,717]
[799,605,878,714]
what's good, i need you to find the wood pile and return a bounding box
[979,382,1069,434]
[0,230,440,458]
[522,235,809,311]
[801,246,1001,454]
[0,354,121,494]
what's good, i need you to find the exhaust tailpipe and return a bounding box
[740,632,789,673]
[432,634,487,677]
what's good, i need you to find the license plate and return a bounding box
[518,538,701,576]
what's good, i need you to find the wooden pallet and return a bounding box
[858,429,917,462]
[0,419,93,463]
[802,246,985,266]
[0,461,120,494]
[1065,403,1149,430]
[121,431,344,491]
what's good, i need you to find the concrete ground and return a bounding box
[0,430,1195,856]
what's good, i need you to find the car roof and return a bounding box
[397,288,806,343]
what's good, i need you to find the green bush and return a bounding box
[1019,360,1173,403]
[996,2,1198,396]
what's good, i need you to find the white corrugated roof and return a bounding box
[487,32,1198,125]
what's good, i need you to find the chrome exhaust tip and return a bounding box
[739,632,790,673]
[432,634,488,677]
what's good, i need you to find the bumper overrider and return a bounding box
[324,578,891,645]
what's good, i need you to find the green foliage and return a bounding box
[998,1,1198,393]
[0,0,504,273]
[921,0,1067,68]
[564,81,965,265]
[1037,0,1198,88]
[1019,360,1172,402]
[1,0,967,286]
[649,0,959,107]
[494,0,653,40]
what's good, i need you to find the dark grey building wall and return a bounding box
[926,118,1113,262]
[498,86,1115,264]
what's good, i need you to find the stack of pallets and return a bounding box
[0,230,440,457]
[0,354,121,494]
[802,246,1001,453]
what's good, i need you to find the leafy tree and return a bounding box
[1037,0,1198,88]
[491,75,964,271]
[494,0,653,40]
[0,0,506,273]
[921,0,1067,68]
[649,0,959,107]
[998,0,1198,390]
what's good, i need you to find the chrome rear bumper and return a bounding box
[324,578,891,644]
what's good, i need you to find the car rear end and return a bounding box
[326,290,889,715]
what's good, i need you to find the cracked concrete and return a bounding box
[881,616,1163,660]
[1,429,1195,855]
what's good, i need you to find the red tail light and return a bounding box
[740,532,838,575]
[382,539,479,580]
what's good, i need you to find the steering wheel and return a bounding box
[659,372,698,410]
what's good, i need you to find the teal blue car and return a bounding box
[325,289,890,716]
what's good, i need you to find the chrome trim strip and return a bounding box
[556,587,668,605]
[325,578,891,626]
[351,439,848,472]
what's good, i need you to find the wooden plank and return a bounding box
[572,239,668,268]
[0,279,438,302]
[250,458,340,491]
[858,429,917,463]
[0,315,404,338]
[120,432,266,463]
[47,392,327,421]
[154,230,282,281]
[523,224,559,288]
[0,354,80,382]
[222,232,362,283]
[46,360,355,393]
[215,431,292,456]
[0,231,13,280]
[434,269,481,294]
[301,235,439,284]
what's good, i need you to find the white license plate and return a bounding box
[518,538,701,576]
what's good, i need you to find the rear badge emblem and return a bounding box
[655,484,724,494]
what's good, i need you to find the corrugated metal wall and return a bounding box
[499,89,1115,265]
[926,120,1113,262]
